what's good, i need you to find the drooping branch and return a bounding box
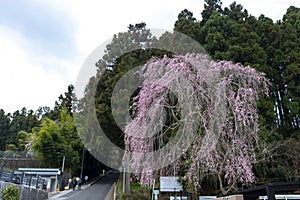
[124,53,269,192]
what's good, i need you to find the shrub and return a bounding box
[1,185,20,200]
[120,188,150,200]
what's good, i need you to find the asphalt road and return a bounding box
[57,171,119,200]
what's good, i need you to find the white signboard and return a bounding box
[170,197,187,200]
[160,176,183,192]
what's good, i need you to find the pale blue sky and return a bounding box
[0,0,77,58]
[0,0,299,113]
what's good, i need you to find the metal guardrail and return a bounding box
[0,151,33,158]
[0,166,46,190]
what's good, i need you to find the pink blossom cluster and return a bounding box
[124,53,269,189]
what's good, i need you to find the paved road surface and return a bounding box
[52,171,119,200]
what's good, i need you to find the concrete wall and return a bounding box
[0,181,48,200]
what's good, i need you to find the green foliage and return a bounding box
[201,0,223,24]
[1,185,20,200]
[5,144,17,152]
[49,84,76,120]
[0,108,40,151]
[16,131,31,151]
[120,188,150,200]
[0,109,10,151]
[174,9,201,41]
[79,23,172,154]
[31,106,81,173]
[118,182,150,200]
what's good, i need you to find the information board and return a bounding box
[160,176,183,192]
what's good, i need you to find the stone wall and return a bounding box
[0,181,48,200]
[0,158,42,169]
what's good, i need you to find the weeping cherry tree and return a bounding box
[124,53,269,194]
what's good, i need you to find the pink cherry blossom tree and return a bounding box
[124,53,269,194]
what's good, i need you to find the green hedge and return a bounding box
[1,185,20,200]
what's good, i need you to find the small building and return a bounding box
[18,168,61,192]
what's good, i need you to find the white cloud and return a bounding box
[0,25,76,113]
[0,0,299,113]
[64,0,300,60]
[62,0,203,57]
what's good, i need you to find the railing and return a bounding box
[0,151,33,158]
[0,166,46,190]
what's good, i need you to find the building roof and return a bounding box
[17,168,61,176]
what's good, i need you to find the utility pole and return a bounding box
[59,156,65,191]
[122,155,130,194]
[62,156,65,173]
[122,158,126,193]
[80,147,85,180]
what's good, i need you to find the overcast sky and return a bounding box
[0,0,299,113]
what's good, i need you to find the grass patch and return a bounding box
[130,182,143,192]
[2,167,14,173]
[116,174,151,200]
[117,180,123,194]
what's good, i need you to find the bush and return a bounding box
[120,188,150,200]
[1,185,20,200]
